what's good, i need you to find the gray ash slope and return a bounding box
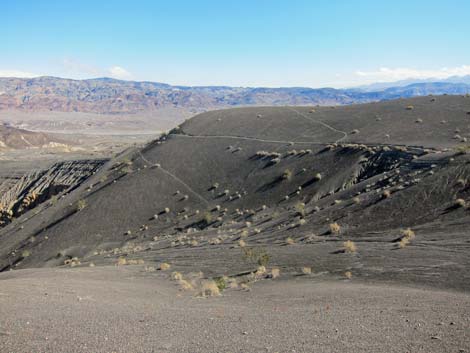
[1,95,469,290]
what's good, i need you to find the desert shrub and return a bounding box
[242,247,270,266]
[21,249,31,258]
[203,212,213,224]
[295,202,306,217]
[116,257,127,266]
[455,144,470,154]
[214,277,227,292]
[382,190,391,199]
[301,266,312,275]
[344,271,352,279]
[343,240,357,253]
[398,228,416,248]
[255,265,266,276]
[198,280,221,297]
[159,262,171,270]
[282,169,293,181]
[329,222,341,235]
[76,199,87,211]
[270,268,281,278]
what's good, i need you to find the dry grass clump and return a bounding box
[454,198,466,208]
[255,265,267,277]
[178,279,194,291]
[240,230,249,238]
[406,105,414,110]
[398,228,416,248]
[159,262,171,271]
[241,246,271,266]
[313,172,322,181]
[343,240,357,253]
[329,222,341,235]
[64,257,81,267]
[116,257,128,266]
[344,271,352,279]
[270,268,281,279]
[76,199,87,211]
[198,280,221,297]
[455,144,470,155]
[282,169,293,181]
[295,202,306,216]
[301,266,312,275]
[171,271,183,281]
[240,283,251,291]
[238,239,246,247]
[352,197,361,204]
[382,190,391,199]
[286,237,295,245]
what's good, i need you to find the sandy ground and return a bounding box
[0,266,469,353]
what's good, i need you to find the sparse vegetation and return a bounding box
[282,169,293,181]
[76,199,87,211]
[198,280,221,297]
[301,266,312,275]
[214,277,227,292]
[343,240,357,253]
[286,237,295,245]
[270,268,281,279]
[294,202,306,217]
[159,262,171,271]
[329,222,341,235]
[455,198,466,208]
[242,246,270,267]
[398,228,416,248]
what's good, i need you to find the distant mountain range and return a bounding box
[352,75,470,91]
[0,76,469,115]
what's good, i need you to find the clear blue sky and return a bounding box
[2,0,470,87]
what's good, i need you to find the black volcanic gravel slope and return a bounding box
[0,95,469,290]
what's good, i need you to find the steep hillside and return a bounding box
[1,95,469,291]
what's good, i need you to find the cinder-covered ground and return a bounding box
[0,96,469,352]
[1,266,469,353]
